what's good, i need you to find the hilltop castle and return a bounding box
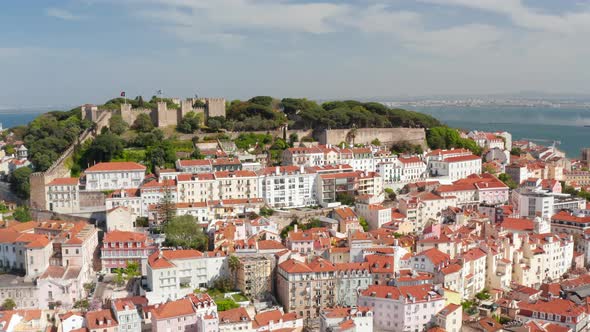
[81,97,226,128]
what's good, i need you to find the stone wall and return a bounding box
[317,128,426,148]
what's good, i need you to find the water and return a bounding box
[411,106,590,158]
[0,109,48,129]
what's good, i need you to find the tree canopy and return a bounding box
[426,127,482,155]
[132,114,154,132]
[9,167,33,199]
[109,115,129,135]
[163,215,209,251]
[177,112,202,133]
[21,109,91,171]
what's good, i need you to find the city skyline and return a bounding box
[1,0,590,107]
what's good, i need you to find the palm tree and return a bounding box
[228,255,240,290]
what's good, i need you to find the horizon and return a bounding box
[2,1,590,107]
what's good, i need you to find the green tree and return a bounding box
[216,298,239,311]
[191,147,204,159]
[498,173,517,189]
[9,167,33,199]
[114,268,125,286]
[207,116,226,131]
[13,206,32,222]
[156,185,176,224]
[384,188,396,201]
[4,145,15,155]
[212,276,233,292]
[109,115,129,135]
[86,133,125,163]
[163,215,208,250]
[288,133,299,147]
[193,100,206,108]
[125,261,140,280]
[132,113,154,132]
[228,255,240,289]
[336,193,355,206]
[73,299,89,309]
[359,217,369,232]
[177,112,202,133]
[510,147,523,156]
[2,298,16,310]
[371,138,381,146]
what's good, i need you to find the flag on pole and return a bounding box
[120,91,126,97]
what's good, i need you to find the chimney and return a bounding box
[275,166,280,175]
[294,224,298,232]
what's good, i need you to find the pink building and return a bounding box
[101,230,156,274]
[151,294,218,332]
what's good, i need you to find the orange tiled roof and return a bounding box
[86,162,145,172]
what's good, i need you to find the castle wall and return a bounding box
[29,112,111,211]
[155,102,177,127]
[204,98,226,118]
[317,128,426,148]
[117,104,152,127]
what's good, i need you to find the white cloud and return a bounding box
[45,8,82,21]
[418,0,590,35]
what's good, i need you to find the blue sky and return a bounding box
[1,0,590,108]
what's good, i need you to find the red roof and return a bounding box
[444,155,481,162]
[86,162,146,172]
[177,159,211,167]
[552,211,590,224]
[219,307,251,324]
[151,298,195,320]
[47,177,79,186]
[86,309,118,329]
[416,248,450,266]
[104,230,147,243]
[148,250,203,269]
[500,218,534,231]
[360,284,442,302]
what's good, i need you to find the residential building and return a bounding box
[84,162,146,191]
[45,178,80,213]
[236,255,273,300]
[145,250,228,303]
[101,230,156,274]
[516,299,587,332]
[428,154,482,181]
[218,307,252,332]
[86,309,118,332]
[357,284,445,332]
[257,166,317,208]
[112,299,142,332]
[434,304,462,332]
[319,307,373,332]
[276,257,337,320]
[355,203,391,230]
[252,309,303,332]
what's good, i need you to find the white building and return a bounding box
[257,166,317,208]
[357,284,445,332]
[145,250,228,303]
[428,154,482,181]
[84,162,146,191]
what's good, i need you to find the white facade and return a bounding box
[84,162,146,191]
[357,284,445,332]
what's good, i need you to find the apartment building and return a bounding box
[319,307,373,332]
[101,230,156,274]
[151,294,218,332]
[516,298,587,332]
[218,307,252,332]
[276,257,337,320]
[145,249,228,303]
[357,284,445,332]
[398,157,427,183]
[176,171,258,203]
[236,255,273,300]
[256,166,317,208]
[45,177,80,213]
[428,154,482,181]
[84,162,146,191]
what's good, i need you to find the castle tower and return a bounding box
[204,98,226,119]
[156,101,175,127]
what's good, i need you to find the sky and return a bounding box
[1,0,590,108]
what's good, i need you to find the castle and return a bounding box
[81,97,226,128]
